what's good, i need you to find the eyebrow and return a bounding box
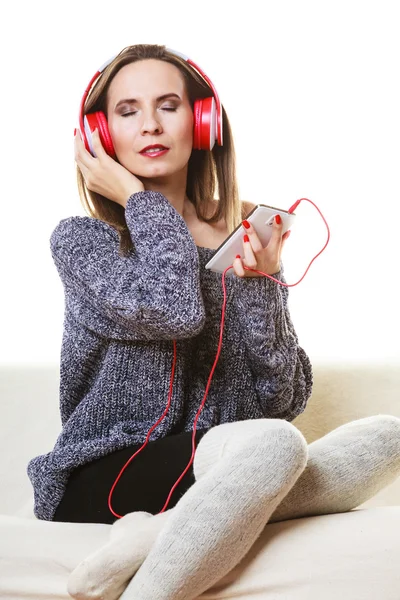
[114,93,182,109]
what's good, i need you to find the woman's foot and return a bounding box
[67,511,169,600]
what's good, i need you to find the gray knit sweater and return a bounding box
[27,191,313,521]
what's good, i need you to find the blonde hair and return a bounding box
[78,44,244,256]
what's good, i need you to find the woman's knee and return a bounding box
[193,419,308,480]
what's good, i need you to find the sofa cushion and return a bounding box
[1,506,399,599]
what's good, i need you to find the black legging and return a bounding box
[53,430,207,524]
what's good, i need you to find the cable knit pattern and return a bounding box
[27,191,313,521]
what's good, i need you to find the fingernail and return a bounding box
[235,254,241,259]
[275,215,282,224]
[243,234,250,243]
[74,128,77,136]
[242,220,250,229]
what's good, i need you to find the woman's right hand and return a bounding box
[74,128,145,208]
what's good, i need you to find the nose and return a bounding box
[140,108,163,136]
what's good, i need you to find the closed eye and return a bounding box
[121,107,177,117]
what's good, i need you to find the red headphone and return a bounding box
[78,47,223,158]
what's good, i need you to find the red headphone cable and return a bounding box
[108,197,330,518]
[241,197,330,285]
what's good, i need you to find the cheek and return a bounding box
[107,119,137,152]
[177,113,194,147]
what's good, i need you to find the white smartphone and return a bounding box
[205,204,296,274]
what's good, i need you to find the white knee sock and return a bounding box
[67,511,170,599]
[68,415,400,600]
[68,419,307,600]
[269,414,400,522]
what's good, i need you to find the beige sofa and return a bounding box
[1,362,400,599]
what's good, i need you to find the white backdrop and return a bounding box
[1,0,399,366]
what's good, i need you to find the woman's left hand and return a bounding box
[233,216,291,278]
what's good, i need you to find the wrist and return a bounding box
[121,186,145,208]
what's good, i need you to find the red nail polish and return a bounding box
[242,220,250,229]
[244,234,250,243]
[235,254,241,259]
[275,215,282,224]
[74,128,77,136]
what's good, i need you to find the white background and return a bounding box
[1,0,399,366]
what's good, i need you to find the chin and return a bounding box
[142,165,171,178]
[124,160,168,178]
[138,162,188,181]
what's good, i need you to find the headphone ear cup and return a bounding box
[193,97,217,150]
[84,112,116,158]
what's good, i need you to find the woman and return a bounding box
[27,44,400,600]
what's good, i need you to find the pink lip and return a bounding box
[140,148,169,158]
[140,144,169,151]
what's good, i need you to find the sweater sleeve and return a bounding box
[232,269,313,421]
[50,191,206,341]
